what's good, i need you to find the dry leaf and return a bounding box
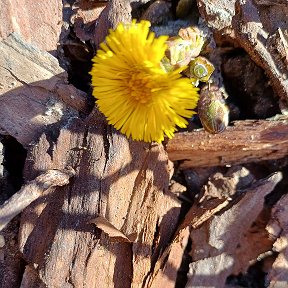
[90,216,136,243]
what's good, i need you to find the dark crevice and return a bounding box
[221,50,281,120]
[62,37,94,92]
[175,236,192,288]
[226,254,277,288]
[58,15,95,94]
[1,136,27,192]
[151,218,161,264]
[0,216,27,287]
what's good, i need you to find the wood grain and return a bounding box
[18,112,180,287]
[0,33,89,147]
[166,120,288,168]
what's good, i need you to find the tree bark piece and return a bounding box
[0,168,75,231]
[18,113,180,288]
[166,119,288,168]
[146,171,282,288]
[266,194,288,287]
[0,33,89,147]
[196,0,288,101]
[232,0,288,102]
[187,253,234,288]
[187,172,282,287]
[196,0,235,35]
[145,227,190,288]
[72,1,106,42]
[0,0,62,54]
[90,216,136,242]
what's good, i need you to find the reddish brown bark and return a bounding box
[167,120,288,168]
[1,1,288,287]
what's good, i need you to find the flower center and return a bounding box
[127,72,153,104]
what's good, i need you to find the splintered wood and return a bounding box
[0,33,89,147]
[167,120,288,168]
[17,114,180,288]
[145,171,282,288]
[197,0,288,101]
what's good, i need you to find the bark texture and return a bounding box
[1,0,288,287]
[167,119,288,168]
[0,0,62,53]
[19,114,179,287]
[0,33,88,147]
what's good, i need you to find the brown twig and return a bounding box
[0,168,75,231]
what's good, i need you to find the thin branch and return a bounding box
[0,168,75,231]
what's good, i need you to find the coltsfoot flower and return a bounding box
[90,20,199,143]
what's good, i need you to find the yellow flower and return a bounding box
[90,20,199,143]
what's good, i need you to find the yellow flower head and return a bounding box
[90,20,199,143]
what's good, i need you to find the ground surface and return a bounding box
[0,1,288,287]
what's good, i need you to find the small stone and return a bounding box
[140,0,172,25]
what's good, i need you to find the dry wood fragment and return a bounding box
[146,167,249,285]
[166,120,288,168]
[0,33,89,147]
[73,1,106,42]
[1,3,183,286]
[196,0,235,35]
[191,172,281,257]
[20,265,46,288]
[232,0,288,102]
[2,1,287,287]
[18,113,180,288]
[93,0,131,47]
[146,171,282,287]
[196,0,288,101]
[181,167,253,231]
[187,172,282,287]
[0,0,62,53]
[266,194,288,287]
[145,227,190,288]
[187,253,234,288]
[0,168,75,231]
[200,166,255,200]
[197,0,288,102]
